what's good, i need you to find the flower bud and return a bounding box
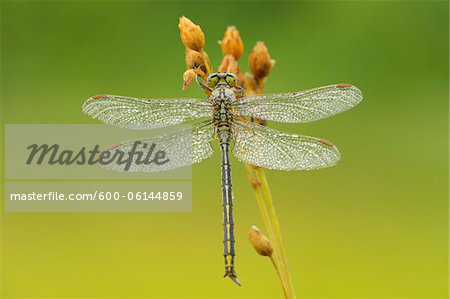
[178,16,205,51]
[182,69,196,91]
[200,50,212,75]
[218,54,240,75]
[248,225,273,257]
[185,47,204,69]
[241,73,257,96]
[249,42,275,80]
[219,26,244,60]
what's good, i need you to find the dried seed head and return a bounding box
[200,50,212,74]
[182,69,196,91]
[218,54,240,75]
[219,26,244,60]
[178,16,205,52]
[249,41,275,80]
[185,47,204,69]
[241,73,257,96]
[248,225,273,257]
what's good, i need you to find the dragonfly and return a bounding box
[82,72,363,285]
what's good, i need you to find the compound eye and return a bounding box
[207,74,219,87]
[225,74,237,87]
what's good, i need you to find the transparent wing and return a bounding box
[233,84,362,123]
[231,119,341,171]
[100,120,215,172]
[82,94,212,129]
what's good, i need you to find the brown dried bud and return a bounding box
[185,47,204,69]
[218,54,240,75]
[241,73,257,96]
[248,225,273,257]
[249,42,275,80]
[178,16,205,52]
[200,50,212,75]
[219,26,244,60]
[182,69,196,91]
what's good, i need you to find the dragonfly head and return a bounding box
[206,72,237,88]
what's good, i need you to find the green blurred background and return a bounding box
[1,1,448,298]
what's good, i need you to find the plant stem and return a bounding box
[245,164,295,298]
[256,167,296,298]
[270,256,289,299]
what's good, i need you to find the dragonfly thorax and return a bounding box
[210,87,236,144]
[211,87,236,102]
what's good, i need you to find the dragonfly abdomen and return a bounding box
[220,142,240,285]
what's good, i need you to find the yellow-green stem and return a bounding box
[245,165,288,296]
[256,167,296,298]
[245,164,295,298]
[270,256,289,299]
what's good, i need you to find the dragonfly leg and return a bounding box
[195,74,213,92]
[232,86,246,98]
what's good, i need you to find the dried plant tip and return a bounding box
[218,54,240,74]
[200,50,212,75]
[219,26,244,60]
[241,73,257,96]
[178,16,206,51]
[185,47,204,69]
[249,41,275,80]
[248,225,273,257]
[182,69,196,91]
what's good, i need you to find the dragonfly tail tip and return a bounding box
[224,273,241,286]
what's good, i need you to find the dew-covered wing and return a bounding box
[231,119,341,171]
[100,121,215,172]
[82,94,212,129]
[233,84,362,123]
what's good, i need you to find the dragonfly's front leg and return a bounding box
[233,85,245,97]
[195,74,213,92]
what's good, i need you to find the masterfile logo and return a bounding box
[4,124,193,212]
[5,124,192,179]
[26,142,170,171]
